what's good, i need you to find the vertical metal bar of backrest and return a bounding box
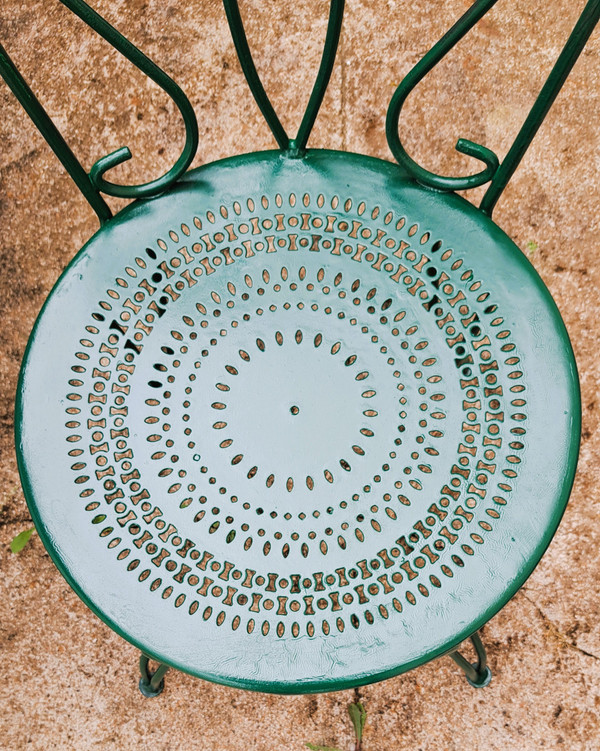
[294,0,344,153]
[223,0,345,154]
[0,42,112,225]
[223,0,290,150]
[480,0,600,215]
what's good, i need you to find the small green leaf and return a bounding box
[525,240,538,256]
[305,744,343,751]
[348,702,367,743]
[10,528,35,553]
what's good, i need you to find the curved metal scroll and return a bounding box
[387,0,600,214]
[223,0,344,154]
[63,0,198,201]
[386,0,501,193]
[0,0,199,224]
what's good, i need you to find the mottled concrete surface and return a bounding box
[1,1,599,749]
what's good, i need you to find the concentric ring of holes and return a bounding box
[144,277,444,538]
[65,190,527,639]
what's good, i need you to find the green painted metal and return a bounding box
[0,0,198,222]
[387,0,600,210]
[15,150,581,692]
[449,632,491,688]
[4,0,596,695]
[0,41,112,225]
[480,0,600,215]
[139,654,169,697]
[61,0,199,201]
[386,0,501,193]
[223,0,344,154]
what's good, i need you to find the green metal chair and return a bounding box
[3,0,597,697]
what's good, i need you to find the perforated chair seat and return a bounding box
[16,150,580,692]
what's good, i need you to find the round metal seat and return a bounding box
[16,150,579,692]
[5,0,598,698]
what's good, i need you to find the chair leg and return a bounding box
[449,631,492,688]
[138,653,169,697]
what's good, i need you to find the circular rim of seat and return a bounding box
[16,149,581,693]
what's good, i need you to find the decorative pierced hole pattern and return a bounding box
[65,190,526,639]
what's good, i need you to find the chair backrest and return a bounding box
[1,0,598,227]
